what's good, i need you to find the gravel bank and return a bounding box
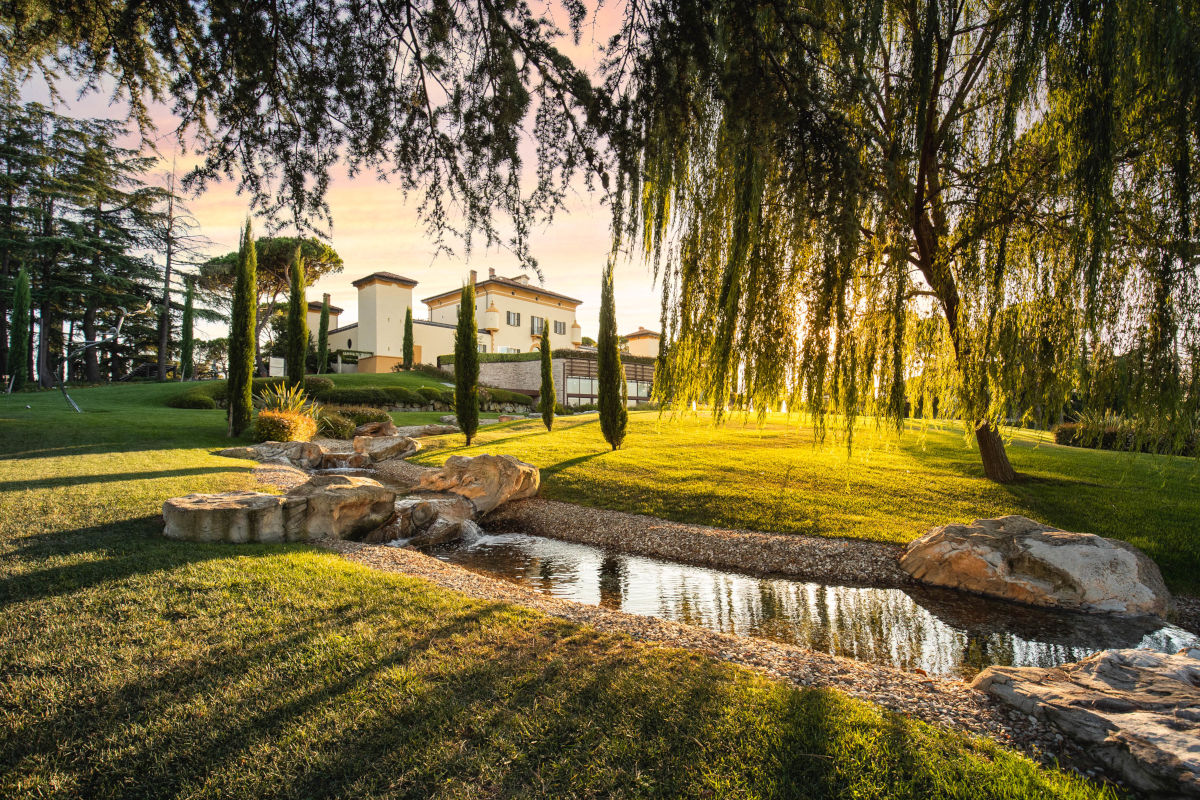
[320,536,1116,786]
[486,497,912,587]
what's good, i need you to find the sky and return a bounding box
[20,2,661,342]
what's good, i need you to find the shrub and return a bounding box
[481,387,534,407]
[387,386,422,405]
[413,363,449,381]
[323,404,392,426]
[166,390,217,410]
[255,410,318,442]
[318,411,355,439]
[416,386,444,404]
[257,382,311,414]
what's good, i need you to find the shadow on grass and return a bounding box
[0,466,251,493]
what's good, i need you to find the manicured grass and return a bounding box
[0,383,1116,799]
[325,370,452,389]
[414,412,1200,595]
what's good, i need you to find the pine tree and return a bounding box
[597,262,627,450]
[454,281,479,445]
[402,306,414,369]
[179,277,194,380]
[228,220,257,436]
[7,267,30,391]
[539,325,554,430]
[316,293,330,374]
[285,246,306,388]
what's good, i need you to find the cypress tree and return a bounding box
[285,246,307,388]
[228,219,257,436]
[8,267,30,391]
[179,278,194,380]
[402,306,414,369]
[454,281,479,445]
[316,294,330,373]
[597,262,627,450]
[539,325,554,430]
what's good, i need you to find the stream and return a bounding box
[425,530,1197,678]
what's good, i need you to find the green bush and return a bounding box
[481,387,534,407]
[323,404,392,426]
[166,390,217,410]
[388,386,422,405]
[318,411,355,439]
[255,410,318,442]
[416,386,444,404]
[412,363,450,381]
[1053,414,1198,456]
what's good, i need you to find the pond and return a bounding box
[428,530,1197,678]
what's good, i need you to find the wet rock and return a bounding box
[288,474,396,540]
[973,648,1200,796]
[498,414,523,422]
[439,414,456,424]
[353,434,419,462]
[900,515,1171,616]
[368,495,477,546]
[217,441,324,470]
[414,453,539,514]
[163,491,306,543]
[354,420,399,437]
[320,451,371,470]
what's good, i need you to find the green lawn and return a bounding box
[413,412,1200,595]
[0,382,1116,799]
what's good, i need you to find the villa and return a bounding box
[314,267,658,406]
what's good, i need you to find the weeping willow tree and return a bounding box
[605,0,1200,482]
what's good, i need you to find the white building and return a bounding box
[328,268,584,372]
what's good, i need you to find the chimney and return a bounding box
[322,293,331,303]
[488,267,496,278]
[638,326,645,332]
[469,269,477,285]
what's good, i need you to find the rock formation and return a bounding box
[218,441,324,469]
[353,434,419,462]
[973,647,1200,796]
[163,475,395,543]
[900,515,1171,616]
[413,454,540,514]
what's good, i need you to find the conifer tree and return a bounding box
[539,325,554,430]
[402,306,414,369]
[597,262,627,450]
[316,294,330,374]
[454,282,479,445]
[179,277,194,380]
[228,220,256,436]
[7,267,30,391]
[285,246,306,388]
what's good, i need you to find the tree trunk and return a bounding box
[82,300,100,383]
[157,195,174,381]
[975,421,1016,483]
[36,304,55,388]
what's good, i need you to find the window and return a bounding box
[347,338,352,348]
[531,316,545,335]
[478,344,487,353]
[553,320,566,335]
[500,346,521,354]
[454,303,460,318]
[506,311,521,326]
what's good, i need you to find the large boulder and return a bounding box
[163,491,306,543]
[973,648,1200,796]
[289,474,396,539]
[319,451,371,470]
[353,434,419,462]
[366,494,477,547]
[414,454,539,514]
[217,441,324,470]
[355,420,398,437]
[900,515,1171,616]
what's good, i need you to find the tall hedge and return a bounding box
[403,306,414,369]
[227,219,257,436]
[8,267,30,391]
[539,325,554,430]
[285,245,307,388]
[316,294,330,373]
[454,281,480,445]
[179,278,194,380]
[597,262,627,449]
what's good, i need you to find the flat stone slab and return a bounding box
[900,515,1171,616]
[352,434,419,462]
[973,648,1200,796]
[218,441,324,470]
[163,491,306,543]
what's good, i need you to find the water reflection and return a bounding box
[432,532,1197,678]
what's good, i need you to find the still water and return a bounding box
[430,531,1197,678]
